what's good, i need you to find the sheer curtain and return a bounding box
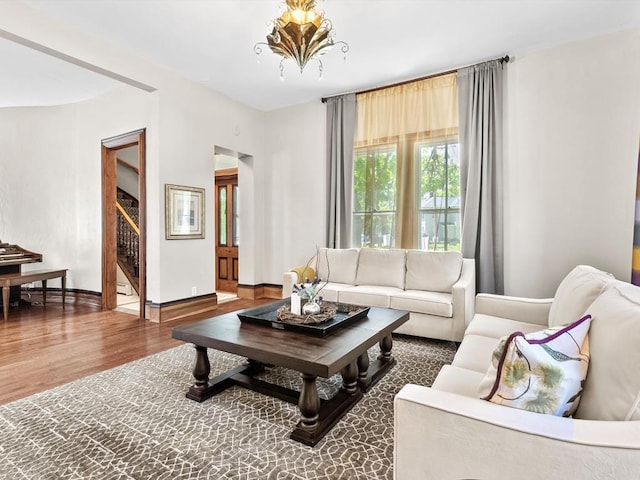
[356,74,458,248]
[326,94,357,248]
[457,60,504,294]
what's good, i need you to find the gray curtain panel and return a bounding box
[326,94,357,248]
[457,60,504,294]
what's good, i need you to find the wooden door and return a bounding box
[215,169,239,293]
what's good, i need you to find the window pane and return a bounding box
[352,155,368,213]
[218,186,227,246]
[418,140,460,251]
[371,212,395,248]
[352,213,366,247]
[352,145,396,248]
[232,185,239,247]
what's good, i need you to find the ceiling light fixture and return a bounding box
[254,0,349,80]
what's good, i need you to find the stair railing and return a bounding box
[116,202,140,278]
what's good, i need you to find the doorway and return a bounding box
[101,129,147,318]
[215,168,238,295]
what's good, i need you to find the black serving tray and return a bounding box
[237,299,370,337]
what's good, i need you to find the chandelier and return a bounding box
[254,0,349,79]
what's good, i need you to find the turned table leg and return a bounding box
[298,373,320,432]
[341,359,359,395]
[357,352,370,387]
[192,345,211,389]
[379,334,393,362]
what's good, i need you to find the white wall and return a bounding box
[263,101,327,285]
[504,27,640,296]
[154,77,265,301]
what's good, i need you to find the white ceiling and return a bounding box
[3,0,640,111]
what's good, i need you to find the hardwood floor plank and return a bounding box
[0,297,271,405]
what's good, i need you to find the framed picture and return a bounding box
[165,184,205,239]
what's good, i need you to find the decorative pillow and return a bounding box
[574,281,640,421]
[548,265,612,327]
[478,315,591,417]
[290,265,315,283]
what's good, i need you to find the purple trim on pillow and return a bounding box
[525,314,591,345]
[481,331,523,401]
[480,314,592,402]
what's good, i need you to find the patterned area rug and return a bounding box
[0,336,455,480]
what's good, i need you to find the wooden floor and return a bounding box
[0,295,272,406]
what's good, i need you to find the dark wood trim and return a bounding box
[22,288,102,306]
[101,145,118,311]
[146,294,218,324]
[137,133,147,319]
[146,292,217,308]
[237,283,282,300]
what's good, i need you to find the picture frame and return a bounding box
[165,184,205,239]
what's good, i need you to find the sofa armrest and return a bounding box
[282,271,297,299]
[451,258,476,340]
[475,293,552,326]
[395,385,640,480]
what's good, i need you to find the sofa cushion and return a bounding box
[356,248,406,289]
[316,248,359,285]
[548,265,612,327]
[432,365,486,397]
[314,282,355,303]
[339,285,402,308]
[452,334,500,373]
[405,250,463,293]
[478,315,591,417]
[390,290,453,318]
[465,314,548,340]
[575,281,640,421]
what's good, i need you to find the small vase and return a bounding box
[302,297,321,315]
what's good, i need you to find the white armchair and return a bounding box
[395,385,640,480]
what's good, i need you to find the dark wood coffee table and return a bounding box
[172,301,409,446]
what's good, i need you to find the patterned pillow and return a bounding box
[478,315,592,417]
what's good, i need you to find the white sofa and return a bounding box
[283,248,475,342]
[394,265,640,479]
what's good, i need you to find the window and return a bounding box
[352,72,459,250]
[351,138,460,251]
[417,139,460,251]
[352,145,397,248]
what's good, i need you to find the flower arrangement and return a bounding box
[289,248,330,316]
[293,277,324,303]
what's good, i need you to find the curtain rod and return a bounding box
[321,54,510,103]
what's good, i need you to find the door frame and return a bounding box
[215,168,239,293]
[101,129,147,317]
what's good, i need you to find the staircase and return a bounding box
[116,189,140,295]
